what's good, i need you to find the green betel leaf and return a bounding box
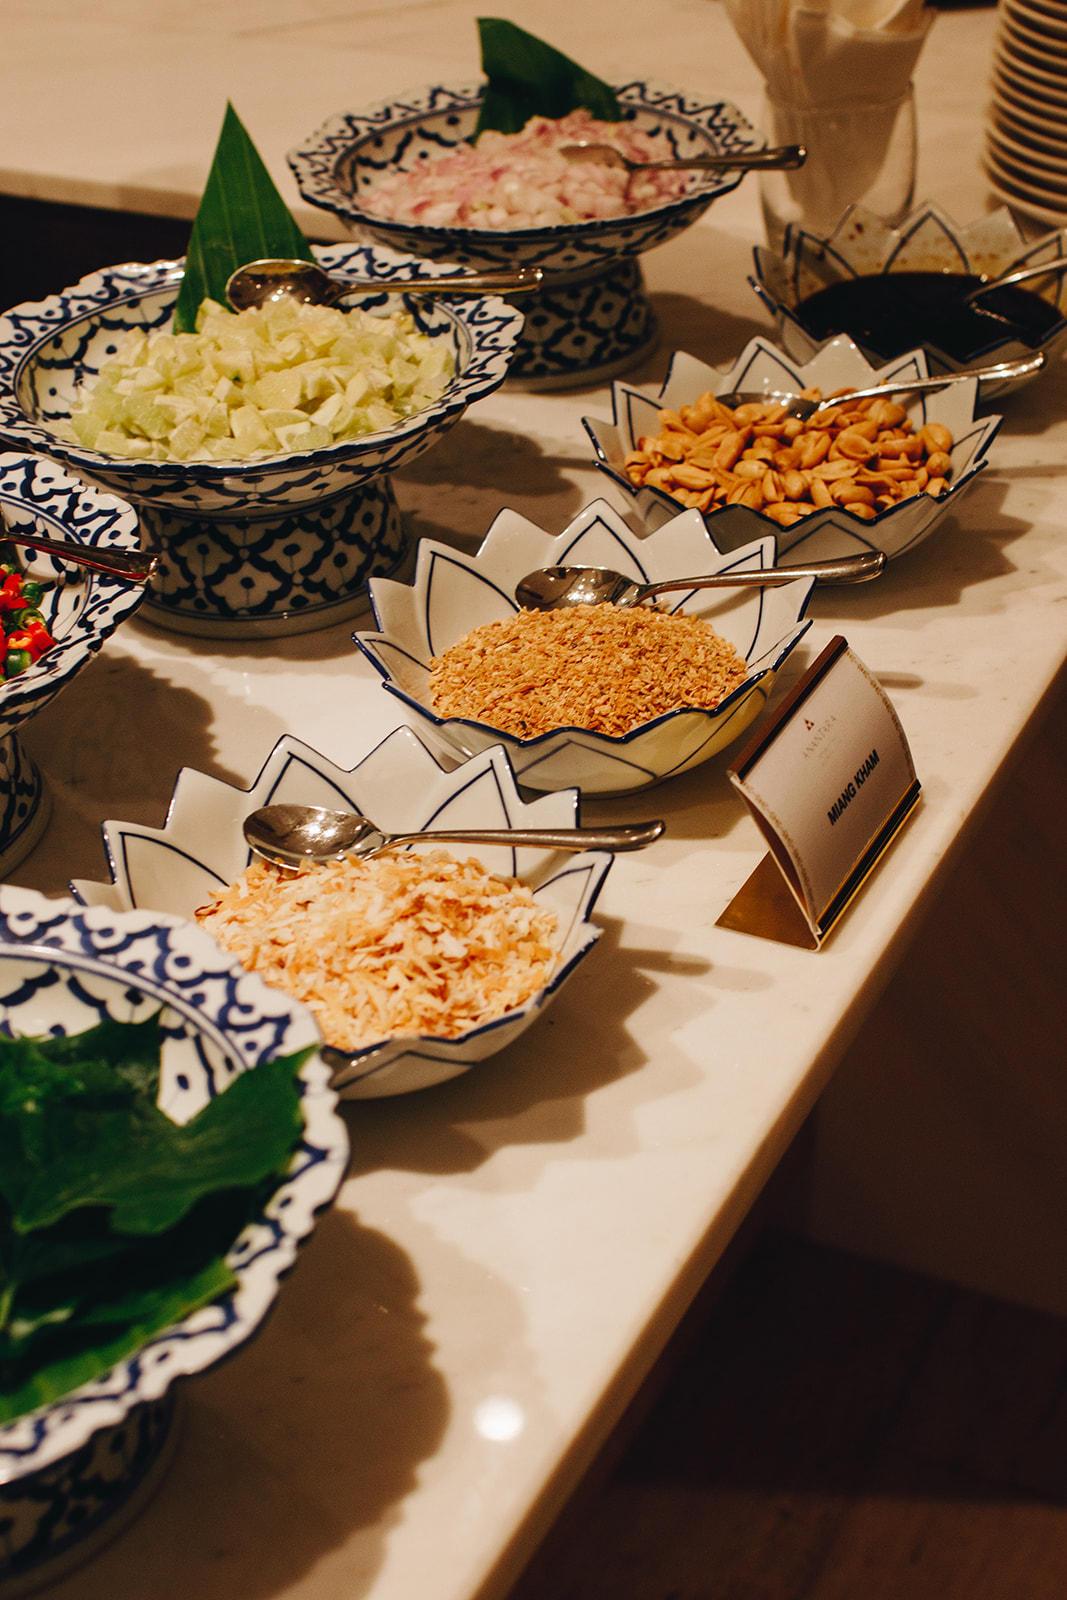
[474,19,622,136]
[7,1049,306,1236]
[173,101,315,335]
[0,1016,312,1423]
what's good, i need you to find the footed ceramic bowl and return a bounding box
[71,726,614,1099]
[0,244,522,640]
[749,201,1067,399]
[0,453,146,875]
[289,79,764,388]
[583,337,1002,565]
[0,886,347,1590]
[353,499,814,796]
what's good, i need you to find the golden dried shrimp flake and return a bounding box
[428,603,749,738]
[623,387,955,525]
[195,851,558,1051]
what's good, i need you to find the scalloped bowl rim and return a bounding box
[288,77,762,245]
[69,727,615,1093]
[0,246,524,486]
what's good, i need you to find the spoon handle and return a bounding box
[332,265,544,299]
[381,820,665,854]
[965,254,1067,302]
[0,526,155,582]
[640,143,805,173]
[823,352,1044,406]
[640,552,885,595]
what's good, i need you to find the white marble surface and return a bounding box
[5,5,1067,1600]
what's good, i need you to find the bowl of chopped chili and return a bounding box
[0,453,146,873]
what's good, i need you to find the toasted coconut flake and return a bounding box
[194,851,559,1051]
[428,604,748,738]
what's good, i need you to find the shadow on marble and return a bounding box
[39,1205,447,1600]
[342,911,726,1184]
[396,420,597,556]
[642,290,768,377]
[11,648,267,893]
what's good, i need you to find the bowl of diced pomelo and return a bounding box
[0,244,523,639]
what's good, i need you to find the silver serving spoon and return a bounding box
[244,803,665,869]
[515,551,884,611]
[560,142,807,175]
[0,523,155,583]
[716,353,1044,420]
[962,253,1067,304]
[226,258,544,313]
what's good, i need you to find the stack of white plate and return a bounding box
[988,0,1067,225]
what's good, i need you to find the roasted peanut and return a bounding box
[622,386,955,526]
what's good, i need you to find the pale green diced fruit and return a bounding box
[344,372,370,407]
[123,392,178,440]
[68,411,107,449]
[362,400,405,434]
[275,332,310,364]
[211,348,256,383]
[230,405,276,453]
[94,429,156,459]
[326,401,356,437]
[167,415,209,458]
[66,295,454,462]
[259,407,310,432]
[202,401,231,439]
[249,369,304,411]
[273,420,316,452]
[311,392,345,430]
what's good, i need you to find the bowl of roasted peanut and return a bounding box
[582,335,1003,565]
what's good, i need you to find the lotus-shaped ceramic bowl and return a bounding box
[0,245,523,640]
[289,79,764,387]
[749,202,1067,399]
[0,885,347,1588]
[353,499,814,796]
[0,453,146,874]
[583,337,1002,565]
[71,726,614,1099]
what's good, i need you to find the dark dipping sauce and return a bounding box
[795,271,1061,363]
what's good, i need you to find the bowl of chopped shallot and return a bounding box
[582,335,1002,565]
[352,499,814,797]
[71,725,615,1098]
[289,79,765,388]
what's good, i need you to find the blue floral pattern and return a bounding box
[0,887,348,1497]
[0,248,523,636]
[289,80,762,386]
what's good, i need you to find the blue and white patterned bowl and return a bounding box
[71,725,614,1098]
[0,453,146,874]
[583,337,1002,565]
[749,201,1067,399]
[0,886,347,1584]
[289,80,763,387]
[0,245,523,639]
[353,499,814,796]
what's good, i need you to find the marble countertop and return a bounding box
[6,5,1067,1600]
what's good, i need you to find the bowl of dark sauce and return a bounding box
[751,202,1067,399]
[793,270,1061,364]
